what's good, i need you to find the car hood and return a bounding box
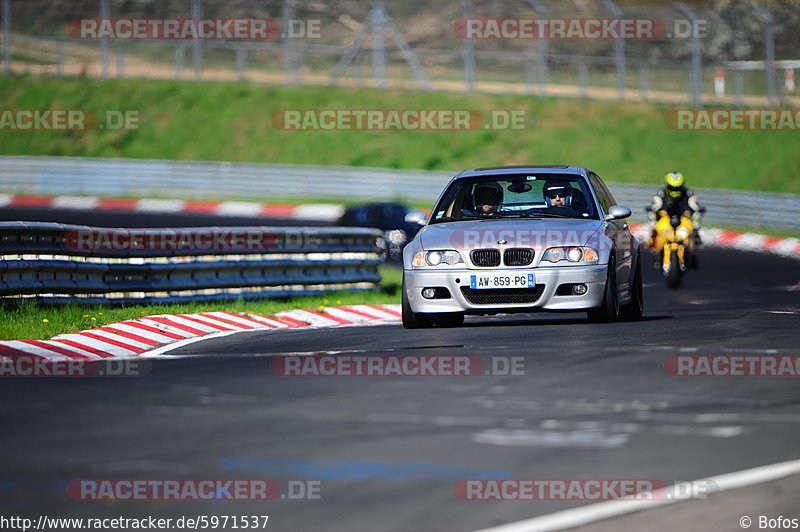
[418,218,604,252]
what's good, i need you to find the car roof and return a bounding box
[455,165,591,179]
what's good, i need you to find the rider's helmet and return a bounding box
[473,182,504,215]
[664,172,686,199]
[543,181,573,207]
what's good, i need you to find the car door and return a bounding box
[588,173,631,292]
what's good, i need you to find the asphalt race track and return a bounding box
[1,208,799,531]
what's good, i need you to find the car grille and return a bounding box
[470,249,501,267]
[503,248,534,266]
[460,285,545,305]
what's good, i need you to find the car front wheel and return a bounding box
[620,253,644,321]
[401,277,434,329]
[587,257,620,323]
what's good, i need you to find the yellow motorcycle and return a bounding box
[650,211,695,289]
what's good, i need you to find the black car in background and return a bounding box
[337,203,422,262]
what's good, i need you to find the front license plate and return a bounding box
[470,273,535,289]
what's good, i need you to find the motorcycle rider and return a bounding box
[647,171,704,266]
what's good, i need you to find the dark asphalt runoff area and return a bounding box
[1,207,799,531]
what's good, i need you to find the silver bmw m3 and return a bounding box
[401,166,644,328]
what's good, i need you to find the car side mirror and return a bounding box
[605,205,632,221]
[404,211,427,226]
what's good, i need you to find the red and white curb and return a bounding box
[628,223,800,260]
[0,194,344,221]
[0,305,401,363]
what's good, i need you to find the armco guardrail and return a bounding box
[0,222,382,305]
[1,156,798,233]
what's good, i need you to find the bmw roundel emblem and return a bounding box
[497,239,508,245]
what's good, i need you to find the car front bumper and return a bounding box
[404,264,608,314]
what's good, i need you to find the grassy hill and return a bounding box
[1,74,799,194]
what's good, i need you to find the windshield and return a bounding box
[429,173,598,224]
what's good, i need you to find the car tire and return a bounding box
[401,277,434,329]
[587,257,620,323]
[620,253,644,321]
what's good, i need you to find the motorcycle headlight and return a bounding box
[385,229,408,245]
[675,226,690,241]
[541,247,598,264]
[412,250,464,268]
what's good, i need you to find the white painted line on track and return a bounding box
[472,458,800,532]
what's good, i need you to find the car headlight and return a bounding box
[412,250,464,267]
[541,247,598,264]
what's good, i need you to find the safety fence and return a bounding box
[1,156,798,233]
[2,0,799,107]
[0,221,382,305]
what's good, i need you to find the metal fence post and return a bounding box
[174,45,185,80]
[56,41,64,77]
[603,0,626,102]
[371,0,387,89]
[675,3,702,108]
[734,70,743,106]
[639,64,649,102]
[191,0,203,80]
[100,0,110,79]
[283,0,296,85]
[526,0,548,97]
[524,55,534,94]
[578,61,588,99]
[2,0,10,74]
[753,4,777,107]
[460,0,475,92]
[236,47,247,81]
[116,45,125,79]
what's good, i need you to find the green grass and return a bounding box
[0,266,402,341]
[1,74,799,194]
